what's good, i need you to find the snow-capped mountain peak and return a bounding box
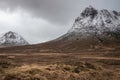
[0,31,29,46]
[4,31,20,39]
[69,6,120,33]
[57,6,120,43]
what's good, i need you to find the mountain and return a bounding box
[0,6,120,53]
[0,31,29,46]
[55,6,120,48]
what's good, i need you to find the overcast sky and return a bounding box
[0,0,120,44]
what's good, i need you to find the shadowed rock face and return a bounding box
[81,6,98,18]
[4,31,18,39]
[0,31,29,46]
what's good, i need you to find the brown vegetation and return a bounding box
[0,40,120,80]
[0,51,120,80]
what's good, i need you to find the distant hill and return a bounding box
[0,31,29,46]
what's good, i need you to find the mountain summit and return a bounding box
[48,6,120,51]
[0,31,29,46]
[57,6,120,44]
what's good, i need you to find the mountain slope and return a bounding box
[0,31,29,46]
[56,6,120,46]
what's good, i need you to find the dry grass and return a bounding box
[0,51,120,80]
[0,61,119,80]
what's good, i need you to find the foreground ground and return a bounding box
[0,50,120,80]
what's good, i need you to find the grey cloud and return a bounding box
[0,0,120,25]
[0,0,80,25]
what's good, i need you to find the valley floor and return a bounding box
[0,51,120,80]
